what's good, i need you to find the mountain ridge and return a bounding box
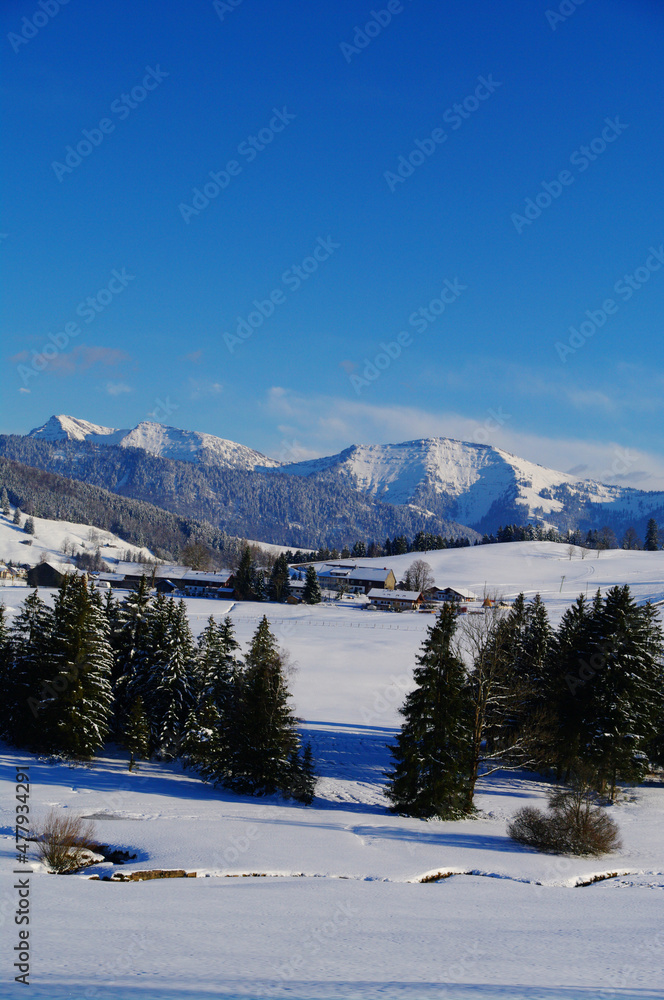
[16,414,664,541]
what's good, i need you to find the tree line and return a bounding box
[0,576,316,803]
[387,588,664,818]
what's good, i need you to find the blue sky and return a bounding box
[2,0,664,485]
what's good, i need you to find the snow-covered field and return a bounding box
[1,543,664,999]
[0,508,151,575]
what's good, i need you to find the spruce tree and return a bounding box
[41,575,114,758]
[302,565,322,604]
[229,616,308,796]
[644,519,659,551]
[3,590,55,748]
[138,597,197,758]
[1,488,10,517]
[385,604,473,818]
[24,516,35,536]
[253,569,267,602]
[122,696,151,770]
[197,615,239,716]
[234,546,256,600]
[12,507,21,526]
[112,576,153,732]
[268,554,292,603]
[580,586,664,798]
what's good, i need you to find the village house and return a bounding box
[367,588,422,611]
[427,586,478,603]
[315,564,396,595]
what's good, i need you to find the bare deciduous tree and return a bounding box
[403,559,435,593]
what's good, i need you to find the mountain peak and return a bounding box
[28,414,281,471]
[29,414,123,443]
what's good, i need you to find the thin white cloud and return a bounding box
[263,388,664,490]
[105,381,131,396]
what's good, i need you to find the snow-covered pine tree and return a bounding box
[577,586,664,799]
[385,603,474,819]
[112,576,153,733]
[196,615,240,715]
[229,616,307,796]
[2,590,54,748]
[0,604,14,738]
[140,597,197,758]
[494,594,554,766]
[253,569,267,602]
[302,565,322,604]
[41,574,114,758]
[24,516,35,535]
[0,488,10,517]
[547,593,594,777]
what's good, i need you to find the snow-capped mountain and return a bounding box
[19,416,664,537]
[276,437,663,533]
[29,415,281,471]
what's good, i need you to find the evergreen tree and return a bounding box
[234,546,256,600]
[290,741,316,804]
[197,615,240,715]
[547,594,594,777]
[579,587,664,798]
[644,519,659,551]
[24,516,35,535]
[229,616,308,797]
[140,598,197,758]
[122,696,150,770]
[41,575,114,757]
[12,507,21,526]
[269,554,292,603]
[112,577,153,732]
[385,604,474,818]
[0,604,15,738]
[0,488,10,517]
[302,565,322,604]
[253,569,267,602]
[2,591,54,748]
[493,595,555,764]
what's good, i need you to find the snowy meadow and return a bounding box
[1,542,664,999]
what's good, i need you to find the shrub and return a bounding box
[508,784,622,856]
[31,810,99,873]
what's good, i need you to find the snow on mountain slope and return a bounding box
[28,414,127,445]
[280,438,575,522]
[0,505,151,571]
[279,437,661,528]
[28,415,281,470]
[119,421,281,469]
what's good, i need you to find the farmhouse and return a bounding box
[367,588,422,611]
[429,586,478,602]
[316,564,396,595]
[26,562,67,588]
[123,566,234,597]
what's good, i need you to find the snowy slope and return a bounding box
[28,414,127,445]
[0,505,152,572]
[1,544,664,998]
[28,414,281,470]
[278,437,648,528]
[24,418,664,534]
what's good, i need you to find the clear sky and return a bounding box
[2,0,664,485]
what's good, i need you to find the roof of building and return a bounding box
[438,587,478,600]
[367,588,422,601]
[318,564,394,583]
